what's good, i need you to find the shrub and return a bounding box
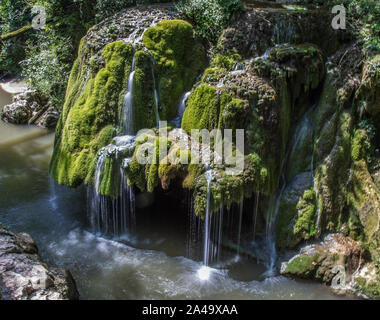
[20,31,73,109]
[176,0,244,43]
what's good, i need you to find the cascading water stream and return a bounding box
[265,174,287,276]
[203,169,214,267]
[119,160,136,236]
[309,110,322,234]
[264,105,316,275]
[123,49,136,135]
[149,53,161,127]
[173,92,191,127]
[49,177,58,211]
[253,192,260,240]
[236,198,244,257]
[88,136,136,237]
[88,44,139,237]
[273,19,295,45]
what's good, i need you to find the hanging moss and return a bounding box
[143,20,207,121]
[181,84,222,132]
[50,41,133,188]
[293,188,317,240]
[351,129,368,161]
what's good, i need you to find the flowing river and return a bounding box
[0,87,353,300]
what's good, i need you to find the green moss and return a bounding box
[182,84,223,132]
[276,185,317,249]
[348,160,380,253]
[211,53,242,70]
[201,67,224,83]
[50,41,133,189]
[294,189,317,239]
[284,253,325,279]
[314,108,353,233]
[352,129,367,161]
[143,20,206,121]
[0,25,32,40]
[355,276,380,299]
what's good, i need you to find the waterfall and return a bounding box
[265,174,287,276]
[236,198,244,257]
[80,68,90,95]
[173,92,191,127]
[49,178,58,211]
[88,136,136,237]
[310,113,322,234]
[187,191,225,266]
[264,105,318,275]
[123,50,136,135]
[187,191,200,260]
[203,169,213,266]
[150,53,161,127]
[273,20,295,45]
[119,164,136,236]
[253,192,260,240]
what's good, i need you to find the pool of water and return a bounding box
[0,87,354,300]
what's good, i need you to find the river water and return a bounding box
[0,87,352,300]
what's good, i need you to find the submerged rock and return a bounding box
[0,225,79,300]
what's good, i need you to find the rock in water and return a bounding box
[280,234,365,295]
[0,225,79,300]
[0,89,57,128]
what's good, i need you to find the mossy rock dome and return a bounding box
[50,18,206,190]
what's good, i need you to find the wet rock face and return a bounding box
[82,6,178,67]
[0,225,79,300]
[219,6,350,59]
[357,54,380,119]
[0,89,58,129]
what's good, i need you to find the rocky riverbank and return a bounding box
[0,224,79,300]
[0,80,59,129]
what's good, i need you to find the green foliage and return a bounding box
[0,0,35,73]
[20,31,73,109]
[176,0,244,43]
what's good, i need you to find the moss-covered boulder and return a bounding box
[143,20,207,121]
[49,11,206,193]
[50,41,133,188]
[180,43,324,216]
[281,234,363,285]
